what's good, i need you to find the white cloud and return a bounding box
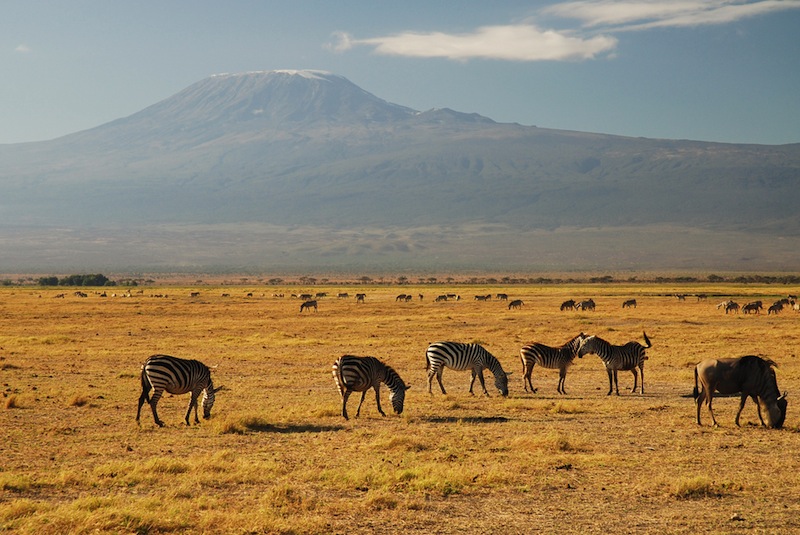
[331,24,617,62]
[14,44,32,53]
[542,0,800,31]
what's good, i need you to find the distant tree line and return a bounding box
[37,274,116,287]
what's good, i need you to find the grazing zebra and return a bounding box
[578,332,652,395]
[355,293,366,303]
[508,299,524,310]
[300,300,318,312]
[426,342,512,397]
[332,355,410,420]
[520,333,586,394]
[725,301,740,314]
[622,299,637,309]
[575,299,595,311]
[560,299,576,311]
[136,354,224,427]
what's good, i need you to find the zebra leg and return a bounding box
[148,390,165,427]
[373,385,386,417]
[434,370,447,395]
[523,363,535,393]
[558,368,567,395]
[341,390,352,420]
[184,392,200,425]
[469,370,477,395]
[606,369,614,396]
[355,390,368,418]
[640,365,645,395]
[630,369,638,393]
[136,389,149,423]
[477,370,489,396]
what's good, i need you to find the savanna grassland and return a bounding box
[1,283,800,534]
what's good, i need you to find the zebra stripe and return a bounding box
[136,354,224,427]
[578,332,651,395]
[520,333,586,394]
[426,342,511,397]
[332,355,410,420]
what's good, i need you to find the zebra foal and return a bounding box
[332,355,410,420]
[520,333,586,394]
[578,332,651,395]
[136,354,224,427]
[426,342,512,397]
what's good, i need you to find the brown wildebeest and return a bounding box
[299,300,318,313]
[622,299,637,309]
[560,299,576,311]
[694,355,787,428]
[508,299,524,310]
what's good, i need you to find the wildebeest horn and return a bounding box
[779,391,787,400]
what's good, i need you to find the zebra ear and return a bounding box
[212,385,226,393]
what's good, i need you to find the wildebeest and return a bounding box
[560,299,576,311]
[768,302,783,315]
[742,303,761,314]
[575,299,595,311]
[622,299,637,309]
[508,299,524,310]
[725,301,740,314]
[694,355,787,428]
[299,300,318,313]
[355,293,366,303]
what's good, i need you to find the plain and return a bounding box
[1,283,799,534]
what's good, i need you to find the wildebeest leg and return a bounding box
[630,369,639,393]
[606,369,614,395]
[696,389,705,425]
[707,391,719,427]
[373,385,386,417]
[750,394,766,426]
[355,390,369,418]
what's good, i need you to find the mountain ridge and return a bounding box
[0,70,799,272]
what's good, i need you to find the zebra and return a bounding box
[560,299,576,311]
[578,332,651,395]
[520,333,586,394]
[332,355,410,420]
[300,300,317,312]
[508,299,524,310]
[136,354,224,427]
[622,299,637,309]
[426,342,512,397]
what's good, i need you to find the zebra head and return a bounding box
[201,384,225,419]
[494,370,512,397]
[577,335,598,358]
[571,333,588,358]
[389,384,411,415]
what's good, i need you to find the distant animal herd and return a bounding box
[135,291,796,430]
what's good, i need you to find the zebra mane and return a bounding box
[383,364,407,392]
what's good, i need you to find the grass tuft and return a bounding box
[671,476,726,499]
[68,395,89,407]
[5,394,20,409]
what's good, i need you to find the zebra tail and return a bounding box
[425,352,431,371]
[642,331,652,348]
[692,367,699,399]
[140,366,152,403]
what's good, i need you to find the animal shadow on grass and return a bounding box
[415,416,509,424]
[225,420,345,434]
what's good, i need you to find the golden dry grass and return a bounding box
[1,283,799,534]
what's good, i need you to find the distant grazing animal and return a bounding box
[622,299,637,309]
[716,300,731,309]
[508,299,524,310]
[725,301,740,314]
[435,295,448,302]
[315,292,327,299]
[578,332,651,395]
[675,294,686,301]
[332,355,410,420]
[300,300,318,313]
[575,299,595,311]
[742,303,761,314]
[337,293,349,299]
[768,302,783,315]
[696,294,707,301]
[426,342,512,397]
[136,354,224,427]
[520,333,586,394]
[694,355,787,428]
[396,294,408,302]
[496,293,508,301]
[299,293,313,301]
[356,293,366,303]
[474,294,490,301]
[560,299,576,311]
[189,291,200,297]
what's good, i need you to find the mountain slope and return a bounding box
[0,70,798,272]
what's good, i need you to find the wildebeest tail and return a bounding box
[642,331,652,348]
[692,366,699,399]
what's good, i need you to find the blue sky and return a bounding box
[3,0,799,145]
